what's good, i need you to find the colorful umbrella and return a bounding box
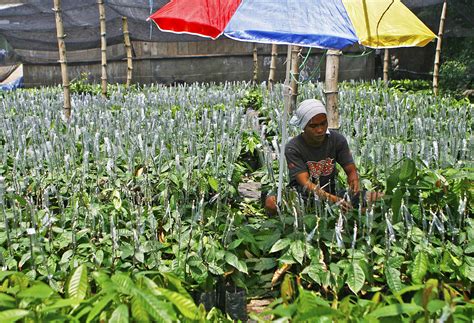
[149,0,436,49]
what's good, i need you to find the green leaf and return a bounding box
[17,282,54,299]
[156,287,199,320]
[427,299,446,313]
[411,252,428,284]
[369,303,424,318]
[60,250,73,264]
[385,267,402,292]
[67,264,88,300]
[399,158,416,182]
[225,252,248,274]
[109,304,129,323]
[269,239,291,253]
[0,309,30,322]
[134,289,176,322]
[227,238,244,250]
[290,240,305,265]
[41,298,82,312]
[111,274,135,296]
[386,168,400,195]
[86,293,116,323]
[208,177,218,191]
[0,293,15,308]
[391,188,404,221]
[346,262,365,294]
[131,295,149,323]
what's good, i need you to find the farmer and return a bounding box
[265,99,379,215]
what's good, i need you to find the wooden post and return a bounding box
[268,44,278,91]
[290,45,300,113]
[122,17,133,87]
[53,0,71,120]
[252,44,258,83]
[325,50,341,129]
[98,0,107,97]
[433,0,447,96]
[383,48,389,84]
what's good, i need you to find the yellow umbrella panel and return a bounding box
[342,0,436,48]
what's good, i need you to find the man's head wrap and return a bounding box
[289,99,329,132]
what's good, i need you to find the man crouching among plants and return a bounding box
[265,99,381,215]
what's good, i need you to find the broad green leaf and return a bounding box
[156,287,199,320]
[225,252,248,274]
[411,252,428,284]
[86,293,116,323]
[385,267,402,292]
[17,282,54,299]
[427,299,446,313]
[40,298,82,312]
[111,273,135,296]
[289,241,304,265]
[134,289,176,322]
[369,303,423,318]
[60,250,73,264]
[386,168,400,195]
[0,309,30,322]
[0,293,15,308]
[391,188,404,221]
[227,238,244,250]
[67,264,88,300]
[399,158,416,182]
[0,272,15,283]
[346,262,365,294]
[208,177,218,191]
[131,295,149,323]
[269,239,291,253]
[18,253,31,269]
[109,304,129,323]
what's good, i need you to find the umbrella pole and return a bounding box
[433,0,447,96]
[276,46,293,207]
[268,44,278,91]
[53,0,71,121]
[253,44,258,83]
[290,46,301,113]
[98,0,108,98]
[383,49,390,84]
[325,50,341,129]
[122,17,133,88]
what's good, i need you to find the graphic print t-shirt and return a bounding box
[285,130,354,194]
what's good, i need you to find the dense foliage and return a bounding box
[0,81,472,321]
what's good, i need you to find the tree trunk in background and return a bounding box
[433,0,447,96]
[122,17,133,88]
[383,48,389,84]
[98,0,107,98]
[252,44,258,83]
[268,44,278,91]
[325,50,341,129]
[290,45,300,113]
[53,0,71,120]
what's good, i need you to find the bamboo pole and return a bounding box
[122,17,133,87]
[383,48,389,84]
[433,0,447,96]
[252,44,258,83]
[53,0,71,120]
[325,50,341,129]
[98,0,107,97]
[268,44,278,91]
[290,45,300,113]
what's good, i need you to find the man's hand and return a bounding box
[343,163,359,195]
[336,197,353,213]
